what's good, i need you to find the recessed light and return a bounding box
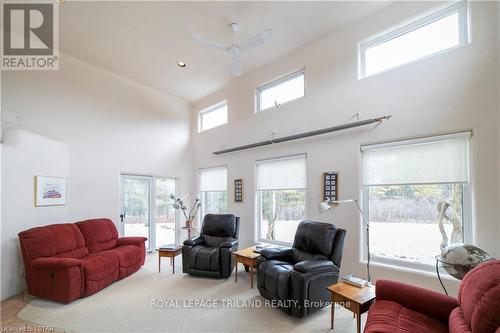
[177,61,186,68]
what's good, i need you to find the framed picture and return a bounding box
[35,176,67,206]
[323,171,338,203]
[234,179,243,202]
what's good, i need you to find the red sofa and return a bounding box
[18,218,147,303]
[365,260,500,333]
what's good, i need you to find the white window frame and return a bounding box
[256,69,306,113]
[255,154,308,246]
[360,132,472,273]
[120,174,179,252]
[359,1,468,79]
[198,165,228,224]
[198,101,228,133]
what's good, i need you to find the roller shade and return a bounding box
[257,155,307,190]
[362,133,470,186]
[200,167,227,191]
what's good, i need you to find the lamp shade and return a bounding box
[319,201,331,213]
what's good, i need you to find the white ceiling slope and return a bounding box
[60,1,389,102]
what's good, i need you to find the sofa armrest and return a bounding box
[220,238,238,248]
[117,236,147,247]
[183,236,204,246]
[376,279,459,323]
[31,257,82,270]
[293,260,335,273]
[260,247,293,260]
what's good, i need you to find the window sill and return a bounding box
[362,259,457,281]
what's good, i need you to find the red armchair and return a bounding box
[18,218,147,303]
[365,260,500,333]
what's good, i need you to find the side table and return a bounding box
[327,282,376,333]
[158,244,182,274]
[233,246,261,288]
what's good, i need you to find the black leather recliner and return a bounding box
[257,220,346,318]
[182,214,239,278]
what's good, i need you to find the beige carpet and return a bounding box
[18,254,365,333]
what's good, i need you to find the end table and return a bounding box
[327,282,376,333]
[158,244,182,274]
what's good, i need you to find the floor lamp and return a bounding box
[319,199,371,283]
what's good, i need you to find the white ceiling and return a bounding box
[60,1,390,102]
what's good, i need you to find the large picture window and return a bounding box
[361,132,471,269]
[199,167,228,220]
[256,155,307,244]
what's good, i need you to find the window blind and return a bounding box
[200,167,227,191]
[256,155,307,190]
[362,132,470,186]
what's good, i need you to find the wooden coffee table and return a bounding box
[327,282,376,333]
[233,246,261,288]
[158,245,182,274]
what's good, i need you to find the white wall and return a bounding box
[1,54,193,300]
[1,129,71,300]
[191,1,500,296]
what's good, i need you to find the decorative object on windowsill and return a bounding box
[319,199,371,283]
[234,178,243,202]
[169,193,201,238]
[435,243,493,295]
[35,176,67,207]
[323,171,338,203]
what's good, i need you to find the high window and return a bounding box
[359,1,467,78]
[256,155,307,244]
[256,69,305,112]
[199,166,228,220]
[198,101,228,132]
[361,132,471,270]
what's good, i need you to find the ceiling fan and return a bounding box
[192,23,272,77]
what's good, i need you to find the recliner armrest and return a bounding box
[220,238,238,248]
[183,236,204,246]
[31,257,82,270]
[117,236,147,247]
[260,247,293,260]
[293,260,335,273]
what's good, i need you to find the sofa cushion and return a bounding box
[365,300,449,333]
[258,260,293,301]
[187,245,220,271]
[76,218,118,253]
[458,260,500,333]
[201,214,237,237]
[108,245,142,268]
[81,252,119,297]
[292,220,336,258]
[18,223,86,262]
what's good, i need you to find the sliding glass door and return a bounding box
[120,174,178,252]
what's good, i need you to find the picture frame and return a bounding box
[234,178,243,202]
[323,171,338,202]
[35,176,67,207]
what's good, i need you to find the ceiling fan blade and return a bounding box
[230,48,242,76]
[191,34,226,51]
[238,29,272,51]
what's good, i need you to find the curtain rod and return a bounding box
[213,115,392,155]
